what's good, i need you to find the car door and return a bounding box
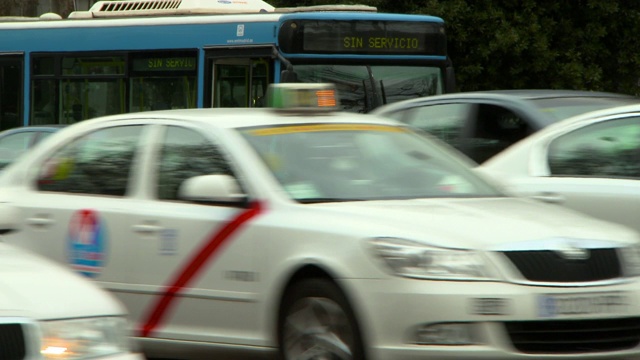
[513,115,640,233]
[9,121,264,346]
[123,123,261,345]
[9,123,147,291]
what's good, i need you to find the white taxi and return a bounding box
[0,84,639,360]
[0,239,141,359]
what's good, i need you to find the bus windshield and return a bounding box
[293,64,443,113]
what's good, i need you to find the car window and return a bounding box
[37,125,144,195]
[156,126,235,201]
[531,97,640,121]
[0,132,36,169]
[469,104,533,163]
[403,103,469,146]
[548,117,640,178]
[35,130,56,144]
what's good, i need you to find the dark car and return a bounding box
[0,125,64,169]
[371,90,640,163]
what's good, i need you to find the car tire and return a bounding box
[278,278,365,360]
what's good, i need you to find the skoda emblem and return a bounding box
[554,240,590,260]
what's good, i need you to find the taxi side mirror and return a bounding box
[178,175,248,206]
[0,203,19,235]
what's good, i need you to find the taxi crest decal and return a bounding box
[67,209,107,278]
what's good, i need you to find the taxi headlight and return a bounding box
[620,243,640,277]
[368,237,493,280]
[40,316,130,359]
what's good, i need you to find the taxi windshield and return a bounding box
[240,123,502,203]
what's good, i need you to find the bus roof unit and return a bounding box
[69,0,276,18]
[275,5,377,13]
[68,0,377,19]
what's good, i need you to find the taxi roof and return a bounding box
[79,107,401,129]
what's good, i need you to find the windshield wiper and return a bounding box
[362,79,369,113]
[380,79,387,105]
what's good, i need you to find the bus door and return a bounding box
[204,47,274,108]
[0,54,23,130]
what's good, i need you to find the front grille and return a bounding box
[0,323,27,360]
[505,317,640,354]
[502,249,621,282]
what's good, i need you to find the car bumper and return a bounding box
[342,278,640,360]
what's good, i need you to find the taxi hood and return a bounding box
[0,242,125,320]
[310,197,638,249]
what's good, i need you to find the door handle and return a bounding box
[132,223,162,234]
[27,215,54,229]
[530,192,565,204]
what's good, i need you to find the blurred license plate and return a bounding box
[538,292,628,318]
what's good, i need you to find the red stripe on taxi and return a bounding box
[139,201,264,337]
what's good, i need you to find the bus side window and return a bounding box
[31,79,56,125]
[1,57,23,130]
[129,52,198,113]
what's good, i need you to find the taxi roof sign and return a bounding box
[267,83,338,112]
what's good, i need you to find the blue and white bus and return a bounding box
[0,0,455,129]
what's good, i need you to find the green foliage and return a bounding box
[0,0,73,17]
[0,0,25,16]
[411,0,640,95]
[270,0,384,6]
[271,0,640,95]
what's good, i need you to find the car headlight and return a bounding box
[620,243,640,277]
[368,237,494,280]
[40,316,130,359]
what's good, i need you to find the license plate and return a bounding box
[538,292,629,318]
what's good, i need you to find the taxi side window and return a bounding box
[0,132,35,170]
[157,126,234,201]
[548,117,640,178]
[37,125,144,195]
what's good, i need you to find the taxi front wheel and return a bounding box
[278,278,365,360]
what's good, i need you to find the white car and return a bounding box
[0,239,141,360]
[478,103,640,235]
[0,84,639,360]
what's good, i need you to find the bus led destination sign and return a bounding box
[342,36,422,50]
[278,20,446,56]
[133,57,196,72]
